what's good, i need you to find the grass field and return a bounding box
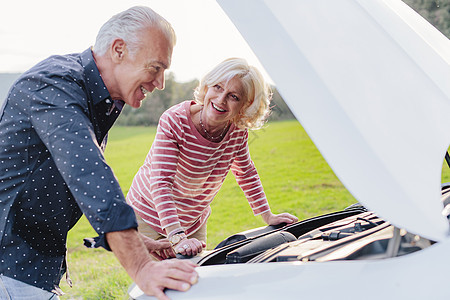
[60,119,450,299]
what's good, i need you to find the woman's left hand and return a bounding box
[175,238,206,257]
[261,211,298,226]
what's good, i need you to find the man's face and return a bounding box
[110,27,173,108]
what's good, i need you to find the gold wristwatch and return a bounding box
[169,231,187,247]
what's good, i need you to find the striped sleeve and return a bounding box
[230,130,270,215]
[133,111,183,230]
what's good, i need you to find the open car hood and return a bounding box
[218,0,450,241]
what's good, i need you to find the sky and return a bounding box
[0,0,272,83]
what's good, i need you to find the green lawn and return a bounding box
[60,120,450,299]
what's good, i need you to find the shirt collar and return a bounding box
[80,48,111,106]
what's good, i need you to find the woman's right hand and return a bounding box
[175,238,206,256]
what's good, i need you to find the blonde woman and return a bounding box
[127,58,298,257]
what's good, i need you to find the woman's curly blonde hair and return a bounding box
[193,58,272,130]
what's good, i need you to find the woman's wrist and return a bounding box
[167,228,184,239]
[167,228,187,247]
[261,211,273,223]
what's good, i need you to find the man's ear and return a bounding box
[110,39,127,63]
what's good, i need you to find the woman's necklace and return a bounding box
[199,108,229,142]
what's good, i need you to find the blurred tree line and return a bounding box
[116,0,449,127]
[115,73,295,126]
[404,0,450,38]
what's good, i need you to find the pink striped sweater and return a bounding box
[126,101,270,236]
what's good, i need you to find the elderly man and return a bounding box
[0,6,197,300]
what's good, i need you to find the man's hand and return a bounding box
[135,259,198,300]
[107,229,199,300]
[140,233,176,260]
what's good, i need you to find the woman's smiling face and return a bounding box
[202,76,246,127]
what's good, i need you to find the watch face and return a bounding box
[171,235,181,244]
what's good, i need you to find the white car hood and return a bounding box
[217,0,450,241]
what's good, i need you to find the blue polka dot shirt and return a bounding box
[0,48,138,292]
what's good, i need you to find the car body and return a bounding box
[129,0,450,299]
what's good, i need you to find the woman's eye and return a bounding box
[230,94,239,101]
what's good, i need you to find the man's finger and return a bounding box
[158,277,192,293]
[150,251,164,261]
[153,287,170,300]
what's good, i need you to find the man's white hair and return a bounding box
[93,6,176,57]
